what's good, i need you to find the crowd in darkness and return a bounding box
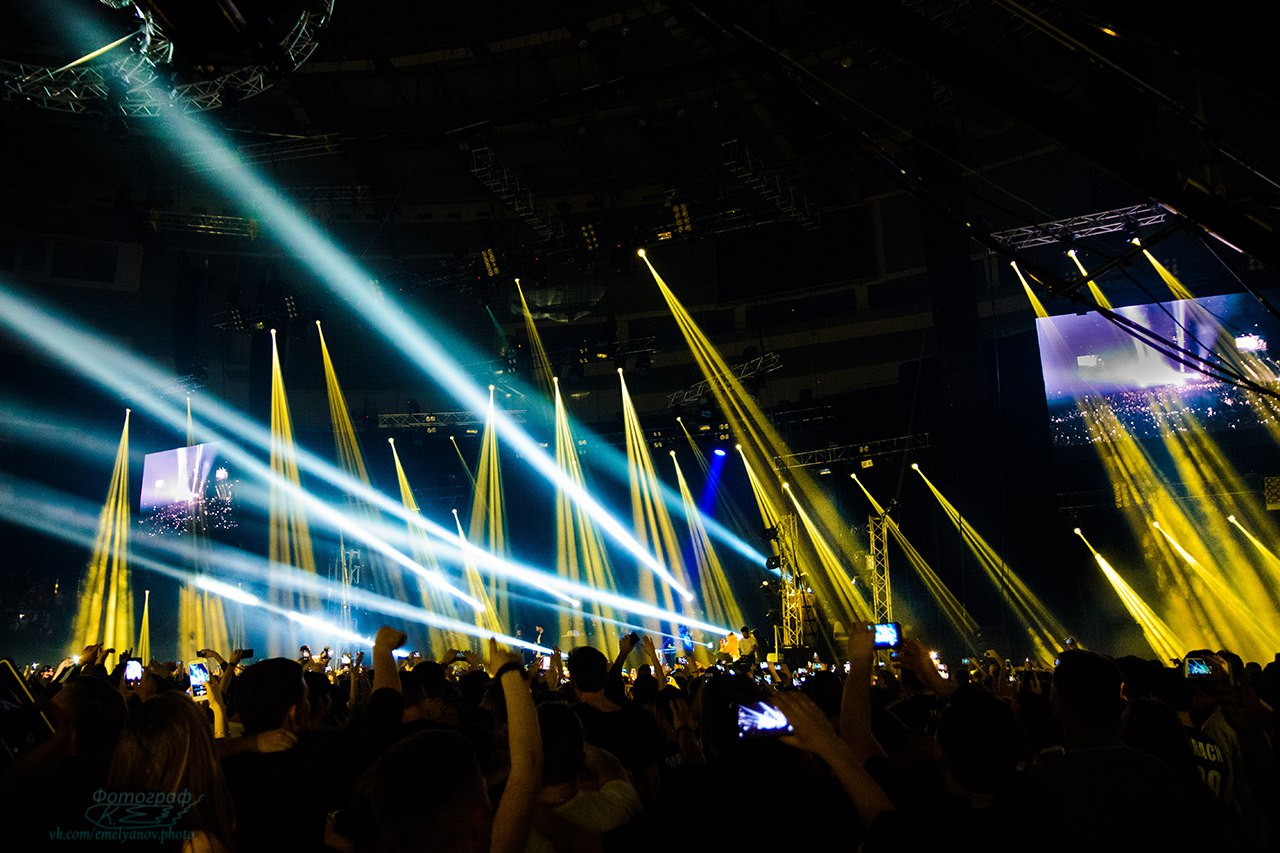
[2,623,1278,852]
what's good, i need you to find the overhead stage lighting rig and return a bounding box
[989,205,1167,250]
[0,1,335,117]
[773,433,931,472]
[469,147,564,241]
[378,410,527,430]
[668,352,782,408]
[213,295,304,330]
[721,140,820,230]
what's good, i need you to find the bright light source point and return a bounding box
[636,248,646,258]
[1073,527,1081,535]
[911,463,919,470]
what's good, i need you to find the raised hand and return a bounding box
[487,637,522,674]
[773,691,843,756]
[373,625,407,652]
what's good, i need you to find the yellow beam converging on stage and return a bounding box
[641,251,867,627]
[619,369,696,634]
[72,409,133,666]
[137,589,151,664]
[1066,249,1113,309]
[1152,521,1279,655]
[516,278,556,394]
[318,321,420,608]
[268,329,319,654]
[781,483,874,620]
[851,474,979,644]
[552,377,621,657]
[1074,529,1185,661]
[914,464,1068,663]
[1132,238,1194,301]
[468,387,511,631]
[677,418,712,478]
[1227,514,1280,585]
[448,435,477,487]
[670,451,745,632]
[178,396,231,662]
[1010,261,1049,319]
[452,508,501,635]
[388,438,468,652]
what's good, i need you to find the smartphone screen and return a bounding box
[124,659,143,684]
[539,654,552,671]
[872,622,902,650]
[736,701,793,739]
[188,662,210,699]
[1186,657,1212,678]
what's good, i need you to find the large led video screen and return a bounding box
[1036,292,1280,446]
[139,442,236,533]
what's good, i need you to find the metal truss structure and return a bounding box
[721,140,820,230]
[0,1,334,116]
[378,410,527,429]
[990,203,1168,249]
[668,351,782,408]
[148,210,259,238]
[775,514,806,649]
[867,513,892,625]
[773,432,930,470]
[470,147,564,240]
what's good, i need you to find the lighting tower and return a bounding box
[775,514,804,649]
[867,510,893,625]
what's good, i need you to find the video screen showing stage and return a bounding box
[1037,292,1280,446]
[139,442,237,534]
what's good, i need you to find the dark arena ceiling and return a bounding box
[1,1,1278,582]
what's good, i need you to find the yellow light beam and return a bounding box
[553,377,621,657]
[1151,521,1279,649]
[643,252,869,626]
[268,329,319,655]
[137,589,151,664]
[388,437,469,653]
[469,387,511,630]
[781,483,874,619]
[449,435,476,486]
[1066,248,1113,309]
[671,451,745,631]
[1132,238,1194,301]
[851,474,978,640]
[1074,528,1184,661]
[72,409,134,667]
[515,278,556,393]
[619,369,697,632]
[913,464,1067,661]
[1010,261,1049,319]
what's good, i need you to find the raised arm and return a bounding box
[372,627,406,695]
[489,638,543,853]
[774,691,894,827]
[840,622,885,762]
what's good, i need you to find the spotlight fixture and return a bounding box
[761,526,779,543]
[713,448,727,457]
[766,555,782,571]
